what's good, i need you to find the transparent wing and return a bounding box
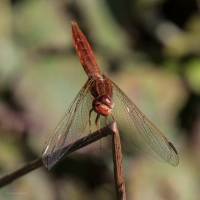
[111,81,179,166]
[42,79,94,170]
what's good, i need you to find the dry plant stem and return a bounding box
[112,124,126,200]
[0,122,116,188]
[0,158,43,188]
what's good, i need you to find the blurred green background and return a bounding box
[0,0,200,199]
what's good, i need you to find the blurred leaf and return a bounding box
[185,59,200,94]
[0,0,11,38]
[13,0,70,48]
[164,14,200,57]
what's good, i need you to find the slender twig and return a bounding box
[112,123,126,200]
[0,122,116,188]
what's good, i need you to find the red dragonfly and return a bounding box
[42,21,179,170]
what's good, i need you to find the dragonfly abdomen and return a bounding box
[72,21,100,77]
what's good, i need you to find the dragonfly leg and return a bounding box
[105,116,109,124]
[91,95,95,100]
[95,113,102,148]
[89,108,93,134]
[95,113,101,132]
[111,113,115,121]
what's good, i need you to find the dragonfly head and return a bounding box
[92,95,114,116]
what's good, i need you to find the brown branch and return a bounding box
[0,122,116,188]
[112,123,126,200]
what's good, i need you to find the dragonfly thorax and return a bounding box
[92,95,114,116]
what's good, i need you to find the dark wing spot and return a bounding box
[168,142,178,155]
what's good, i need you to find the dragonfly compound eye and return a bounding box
[92,95,114,116]
[98,95,114,108]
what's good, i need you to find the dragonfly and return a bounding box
[42,21,179,170]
